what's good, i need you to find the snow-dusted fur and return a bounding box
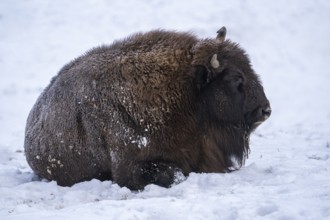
[24,29,270,190]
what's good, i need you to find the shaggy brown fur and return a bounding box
[24,27,271,190]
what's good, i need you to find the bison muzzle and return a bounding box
[24,27,271,190]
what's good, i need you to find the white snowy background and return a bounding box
[1,0,330,219]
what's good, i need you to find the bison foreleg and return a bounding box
[140,161,181,188]
[117,160,181,190]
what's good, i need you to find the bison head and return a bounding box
[192,27,271,169]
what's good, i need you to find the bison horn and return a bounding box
[210,54,220,69]
[216,26,226,43]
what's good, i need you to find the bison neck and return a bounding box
[195,108,250,172]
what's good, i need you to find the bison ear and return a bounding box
[194,54,223,90]
[194,65,213,90]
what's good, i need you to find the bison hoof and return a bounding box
[140,161,181,188]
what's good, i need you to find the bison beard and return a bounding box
[24,27,271,190]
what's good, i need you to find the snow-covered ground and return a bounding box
[1,0,330,219]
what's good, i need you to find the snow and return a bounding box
[1,0,330,219]
[132,136,148,149]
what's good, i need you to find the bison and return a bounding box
[24,27,271,190]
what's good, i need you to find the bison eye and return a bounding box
[236,77,244,93]
[222,70,245,94]
[231,75,244,91]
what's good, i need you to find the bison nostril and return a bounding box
[262,106,272,118]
